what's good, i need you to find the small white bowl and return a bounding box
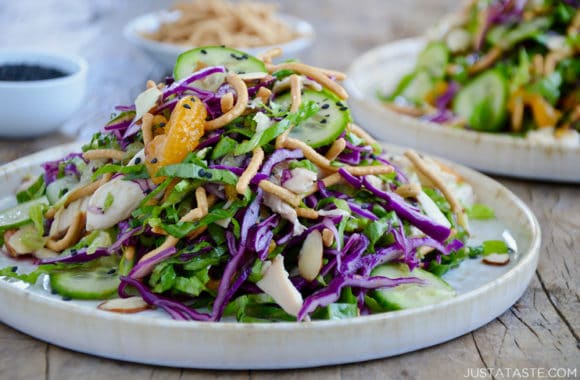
[124,10,315,69]
[0,50,87,138]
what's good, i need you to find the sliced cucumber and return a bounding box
[394,70,436,104]
[370,263,455,310]
[312,303,358,320]
[452,70,508,131]
[50,257,121,300]
[173,46,267,81]
[276,89,350,148]
[106,111,135,127]
[500,17,551,49]
[0,196,48,230]
[46,177,78,204]
[417,42,449,78]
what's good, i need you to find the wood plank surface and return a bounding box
[0,1,578,379]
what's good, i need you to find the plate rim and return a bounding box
[0,142,541,368]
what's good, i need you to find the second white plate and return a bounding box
[345,38,580,183]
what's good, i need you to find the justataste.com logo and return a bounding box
[464,367,577,378]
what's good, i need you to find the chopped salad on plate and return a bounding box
[0,46,509,322]
[379,0,579,146]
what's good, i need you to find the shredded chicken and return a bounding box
[263,192,305,236]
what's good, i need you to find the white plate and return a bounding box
[124,10,315,69]
[345,38,580,183]
[0,143,540,369]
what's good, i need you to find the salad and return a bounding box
[379,0,579,146]
[0,46,507,322]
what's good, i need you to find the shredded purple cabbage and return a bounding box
[119,276,211,321]
[361,176,451,242]
[35,247,110,265]
[41,153,85,185]
[129,247,177,279]
[246,214,278,260]
[435,81,459,111]
[338,167,362,189]
[475,0,526,50]
[297,274,424,321]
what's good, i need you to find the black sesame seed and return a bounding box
[159,122,166,127]
[106,268,117,275]
[183,103,191,109]
[201,49,207,55]
[339,107,348,111]
[70,249,78,256]
[51,289,58,295]
[321,119,327,124]
[321,104,330,109]
[151,158,158,164]
[336,102,343,107]
[198,169,208,177]
[0,64,67,81]
[11,266,17,273]
[134,157,142,164]
[62,296,72,301]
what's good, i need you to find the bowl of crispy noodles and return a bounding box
[124,0,315,69]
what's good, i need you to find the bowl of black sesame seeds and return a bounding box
[0,50,87,137]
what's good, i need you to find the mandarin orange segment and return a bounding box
[145,96,207,181]
[527,93,561,128]
[152,114,168,136]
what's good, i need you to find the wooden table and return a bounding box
[0,1,578,379]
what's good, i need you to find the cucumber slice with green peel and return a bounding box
[173,46,267,81]
[0,196,48,230]
[275,89,351,148]
[417,42,449,78]
[499,17,551,49]
[312,303,359,320]
[393,70,436,104]
[370,263,455,310]
[50,258,121,300]
[46,177,78,204]
[452,70,508,132]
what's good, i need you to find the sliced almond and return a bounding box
[482,254,510,266]
[298,230,324,282]
[97,296,150,314]
[237,72,269,81]
[33,248,59,259]
[322,228,334,247]
[4,226,44,257]
[3,230,28,257]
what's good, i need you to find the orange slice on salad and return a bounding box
[151,114,168,136]
[145,96,206,182]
